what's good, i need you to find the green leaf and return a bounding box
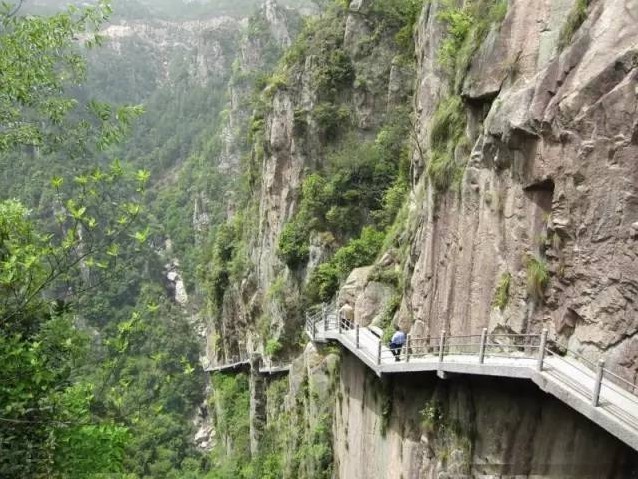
[71,206,86,220]
[132,228,149,244]
[135,169,150,185]
[106,243,119,257]
[51,176,64,189]
[146,302,159,313]
[110,158,123,177]
[74,175,89,186]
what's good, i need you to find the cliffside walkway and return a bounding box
[204,355,291,375]
[205,359,250,373]
[305,305,638,451]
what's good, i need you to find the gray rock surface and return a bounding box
[354,281,394,327]
[99,17,242,86]
[401,0,638,385]
[339,266,373,308]
[207,0,638,472]
[210,0,412,370]
[333,353,638,478]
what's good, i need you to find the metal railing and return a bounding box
[304,303,638,411]
[206,350,292,376]
[305,299,338,340]
[604,367,638,396]
[542,344,638,400]
[259,358,292,374]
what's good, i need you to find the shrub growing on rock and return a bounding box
[526,255,549,300]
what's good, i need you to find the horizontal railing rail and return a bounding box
[258,358,292,373]
[206,354,292,376]
[604,368,638,395]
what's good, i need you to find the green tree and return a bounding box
[0,2,149,476]
[0,197,137,477]
[0,0,142,154]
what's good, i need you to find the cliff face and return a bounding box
[203,1,306,367]
[204,0,638,475]
[334,353,638,478]
[104,18,240,85]
[328,1,638,471]
[207,0,414,366]
[398,0,638,382]
[217,0,301,175]
[88,16,244,103]
[210,0,638,379]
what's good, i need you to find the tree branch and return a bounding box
[4,0,24,19]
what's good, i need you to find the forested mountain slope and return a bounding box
[24,0,316,19]
[0,0,305,477]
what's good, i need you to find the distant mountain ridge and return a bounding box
[22,0,315,20]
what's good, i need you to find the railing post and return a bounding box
[377,340,382,366]
[322,303,328,331]
[537,329,548,371]
[355,324,360,348]
[479,327,487,364]
[592,359,605,407]
[438,330,446,363]
[338,312,342,335]
[312,313,317,340]
[405,335,411,363]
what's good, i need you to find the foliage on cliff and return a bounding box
[269,0,416,305]
[425,0,508,193]
[199,1,419,472]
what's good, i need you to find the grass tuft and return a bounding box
[526,255,549,300]
[492,272,511,310]
[558,0,590,50]
[427,95,467,192]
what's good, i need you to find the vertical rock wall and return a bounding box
[394,0,638,384]
[205,1,303,368]
[333,353,638,478]
[209,0,414,367]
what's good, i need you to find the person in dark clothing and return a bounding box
[388,325,406,361]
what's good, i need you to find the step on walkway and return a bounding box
[305,306,638,451]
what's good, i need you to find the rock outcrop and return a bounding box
[97,17,243,87]
[203,1,304,368]
[208,0,413,368]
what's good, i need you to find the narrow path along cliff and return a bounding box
[306,305,638,451]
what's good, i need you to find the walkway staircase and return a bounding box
[305,304,638,451]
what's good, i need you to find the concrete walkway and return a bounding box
[258,363,291,375]
[306,311,638,451]
[204,359,250,373]
[204,358,291,376]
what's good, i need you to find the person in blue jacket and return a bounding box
[389,325,406,361]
